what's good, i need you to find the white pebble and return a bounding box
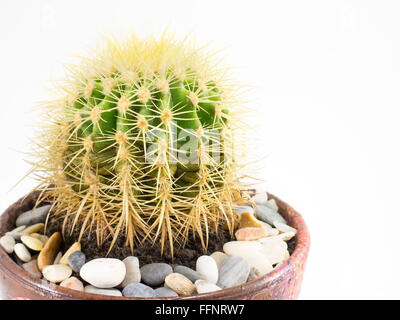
[273,221,297,235]
[252,193,268,205]
[233,205,255,216]
[196,255,219,284]
[80,258,126,288]
[195,280,222,294]
[120,256,141,288]
[0,235,16,254]
[53,251,63,265]
[210,251,228,270]
[14,243,31,262]
[42,264,72,283]
[258,237,289,265]
[266,199,279,211]
[85,285,122,297]
[60,276,84,291]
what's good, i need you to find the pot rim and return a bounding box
[0,193,310,300]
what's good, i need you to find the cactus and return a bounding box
[33,34,245,256]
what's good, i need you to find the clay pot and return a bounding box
[0,191,310,300]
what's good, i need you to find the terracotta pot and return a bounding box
[0,191,310,300]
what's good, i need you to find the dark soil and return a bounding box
[46,216,235,269]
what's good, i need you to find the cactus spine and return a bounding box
[34,35,244,256]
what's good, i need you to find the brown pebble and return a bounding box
[164,273,196,296]
[235,227,269,241]
[22,260,42,279]
[37,232,62,271]
[239,212,264,229]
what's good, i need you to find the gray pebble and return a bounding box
[154,287,178,298]
[174,265,205,283]
[140,263,172,286]
[217,256,250,289]
[255,205,287,225]
[16,205,51,227]
[122,282,155,297]
[68,251,86,273]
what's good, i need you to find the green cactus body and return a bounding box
[36,35,242,255]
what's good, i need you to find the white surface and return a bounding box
[0,0,400,299]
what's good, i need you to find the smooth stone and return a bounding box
[196,255,218,284]
[164,273,196,296]
[258,238,289,265]
[247,267,261,282]
[223,241,273,275]
[122,283,154,297]
[6,225,26,240]
[210,251,228,270]
[38,232,62,271]
[68,251,86,272]
[217,256,250,288]
[59,242,81,265]
[140,263,172,286]
[16,205,51,227]
[0,235,15,254]
[30,233,49,245]
[154,287,178,298]
[252,193,268,205]
[60,276,84,291]
[22,223,45,234]
[53,251,62,264]
[266,199,279,211]
[120,256,141,288]
[195,280,222,294]
[14,243,31,262]
[273,221,297,234]
[80,258,126,288]
[278,232,296,241]
[239,212,264,229]
[255,205,287,225]
[20,235,43,251]
[22,260,42,279]
[233,205,255,216]
[85,285,122,297]
[261,222,280,235]
[42,264,72,283]
[235,227,269,241]
[174,265,205,283]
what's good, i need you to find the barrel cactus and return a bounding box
[34,35,245,256]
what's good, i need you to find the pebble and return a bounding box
[85,285,122,297]
[223,241,273,275]
[53,251,62,264]
[217,256,250,289]
[261,222,280,236]
[68,251,86,273]
[0,235,15,254]
[140,263,172,286]
[255,205,287,225]
[60,276,84,291]
[278,232,296,241]
[59,242,81,265]
[22,223,45,235]
[42,264,72,283]
[164,273,196,296]
[196,255,218,284]
[80,258,126,288]
[258,237,289,265]
[266,199,279,211]
[14,243,31,262]
[235,227,269,241]
[16,205,51,227]
[120,256,141,288]
[247,267,261,282]
[6,225,26,240]
[154,287,178,298]
[252,193,268,205]
[210,251,228,270]
[273,221,297,235]
[239,212,264,229]
[38,232,62,271]
[195,280,222,294]
[20,235,44,251]
[122,283,155,298]
[22,260,42,279]
[174,265,205,283]
[233,205,255,216]
[30,233,49,245]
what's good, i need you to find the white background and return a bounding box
[0,0,399,299]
